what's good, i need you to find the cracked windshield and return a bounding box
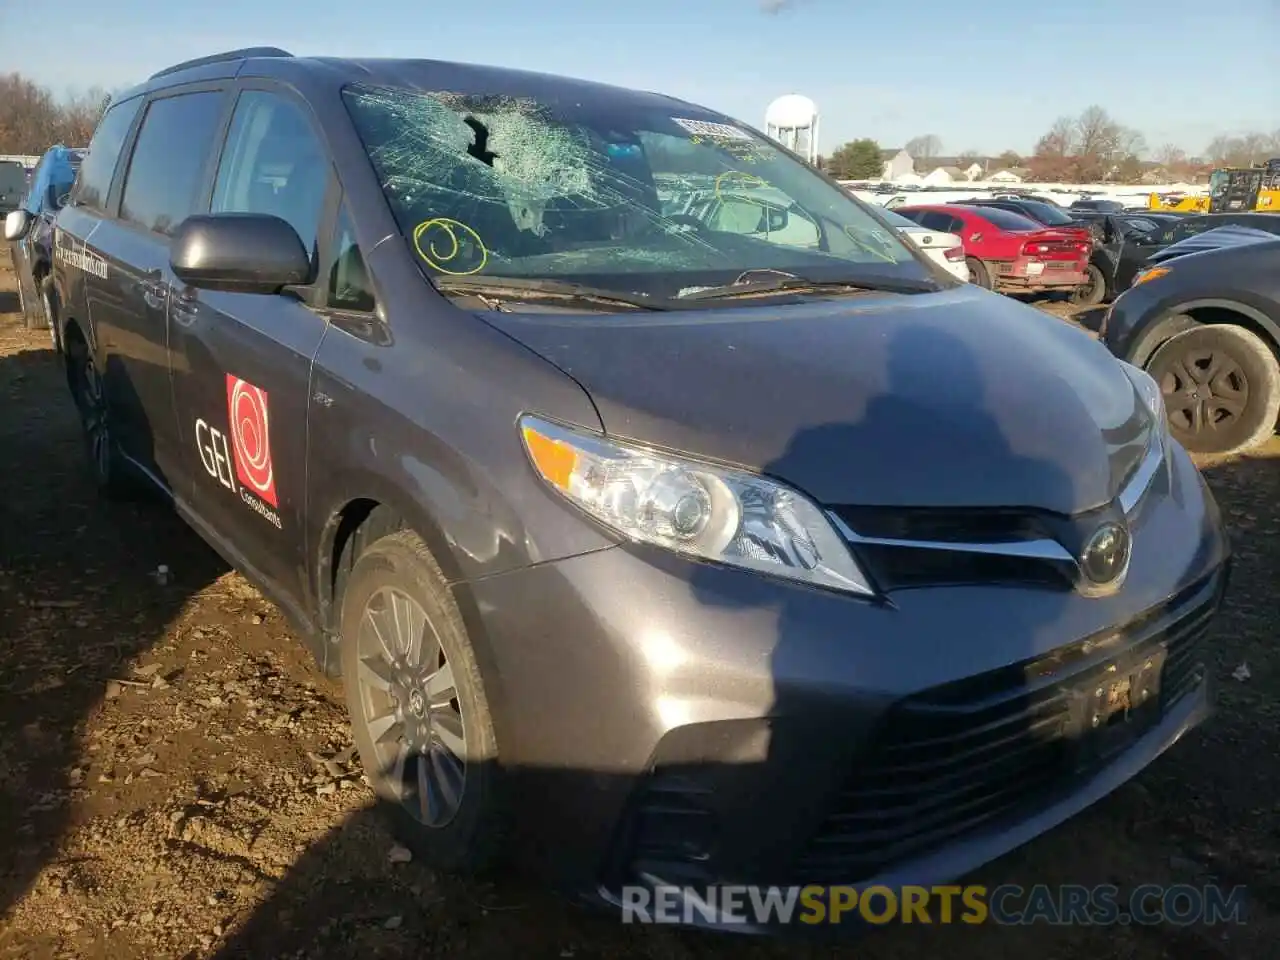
[342,84,933,303]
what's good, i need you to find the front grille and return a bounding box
[832,505,1050,544]
[796,571,1221,882]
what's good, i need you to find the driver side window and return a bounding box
[211,91,329,263]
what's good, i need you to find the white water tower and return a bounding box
[766,94,819,164]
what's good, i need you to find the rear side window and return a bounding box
[1022,201,1073,225]
[894,209,925,225]
[72,97,143,211]
[918,211,955,233]
[974,207,1040,232]
[211,91,330,258]
[119,91,225,236]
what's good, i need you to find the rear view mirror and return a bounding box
[170,213,312,294]
[4,209,32,242]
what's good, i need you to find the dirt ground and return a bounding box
[1,258,1277,960]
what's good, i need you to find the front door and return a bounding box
[168,87,332,605]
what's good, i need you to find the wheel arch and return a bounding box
[1129,298,1280,369]
[314,482,513,752]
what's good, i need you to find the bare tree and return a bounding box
[1239,132,1271,166]
[905,134,943,161]
[0,72,61,154]
[1036,116,1077,157]
[1155,143,1187,166]
[56,86,111,146]
[1205,132,1278,167]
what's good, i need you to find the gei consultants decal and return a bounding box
[194,374,283,529]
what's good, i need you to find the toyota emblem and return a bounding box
[1080,521,1132,590]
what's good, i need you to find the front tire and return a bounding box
[339,529,504,873]
[65,333,137,498]
[1146,323,1280,455]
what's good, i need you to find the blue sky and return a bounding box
[2,0,1274,156]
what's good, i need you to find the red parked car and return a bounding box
[894,204,1092,295]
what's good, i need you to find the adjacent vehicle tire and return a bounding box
[966,257,991,290]
[1070,263,1108,307]
[1146,322,1280,455]
[64,332,136,498]
[15,268,28,320]
[40,279,60,352]
[339,529,504,873]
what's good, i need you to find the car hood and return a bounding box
[1149,226,1278,264]
[481,286,1149,514]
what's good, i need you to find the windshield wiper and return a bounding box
[433,275,667,311]
[677,274,939,301]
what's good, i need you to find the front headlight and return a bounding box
[519,415,874,595]
[1119,360,1166,429]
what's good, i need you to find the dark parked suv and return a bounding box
[15,47,1230,927]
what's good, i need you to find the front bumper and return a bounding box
[461,442,1228,914]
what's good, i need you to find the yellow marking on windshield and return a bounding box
[413,218,489,276]
[714,170,769,202]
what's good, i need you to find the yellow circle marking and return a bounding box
[412,218,489,276]
[714,170,768,202]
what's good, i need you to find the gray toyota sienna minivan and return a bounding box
[13,46,1229,930]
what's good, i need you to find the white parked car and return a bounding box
[877,207,970,282]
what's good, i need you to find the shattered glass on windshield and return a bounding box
[341,83,926,298]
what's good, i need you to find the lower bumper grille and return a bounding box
[797,570,1222,881]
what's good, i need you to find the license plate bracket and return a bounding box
[1071,647,1167,765]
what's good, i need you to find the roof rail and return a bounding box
[149,47,294,81]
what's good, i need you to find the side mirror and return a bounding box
[761,205,789,232]
[4,209,33,242]
[170,213,311,294]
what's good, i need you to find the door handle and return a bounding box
[170,289,199,326]
[141,275,167,310]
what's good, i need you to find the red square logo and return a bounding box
[225,374,278,507]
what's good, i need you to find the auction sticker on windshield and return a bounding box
[672,118,756,141]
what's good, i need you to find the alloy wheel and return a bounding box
[73,349,112,480]
[354,585,467,827]
[1157,347,1247,438]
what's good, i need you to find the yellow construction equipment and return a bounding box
[1147,191,1209,213]
[1148,158,1280,214]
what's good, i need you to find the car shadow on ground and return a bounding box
[0,341,228,923]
